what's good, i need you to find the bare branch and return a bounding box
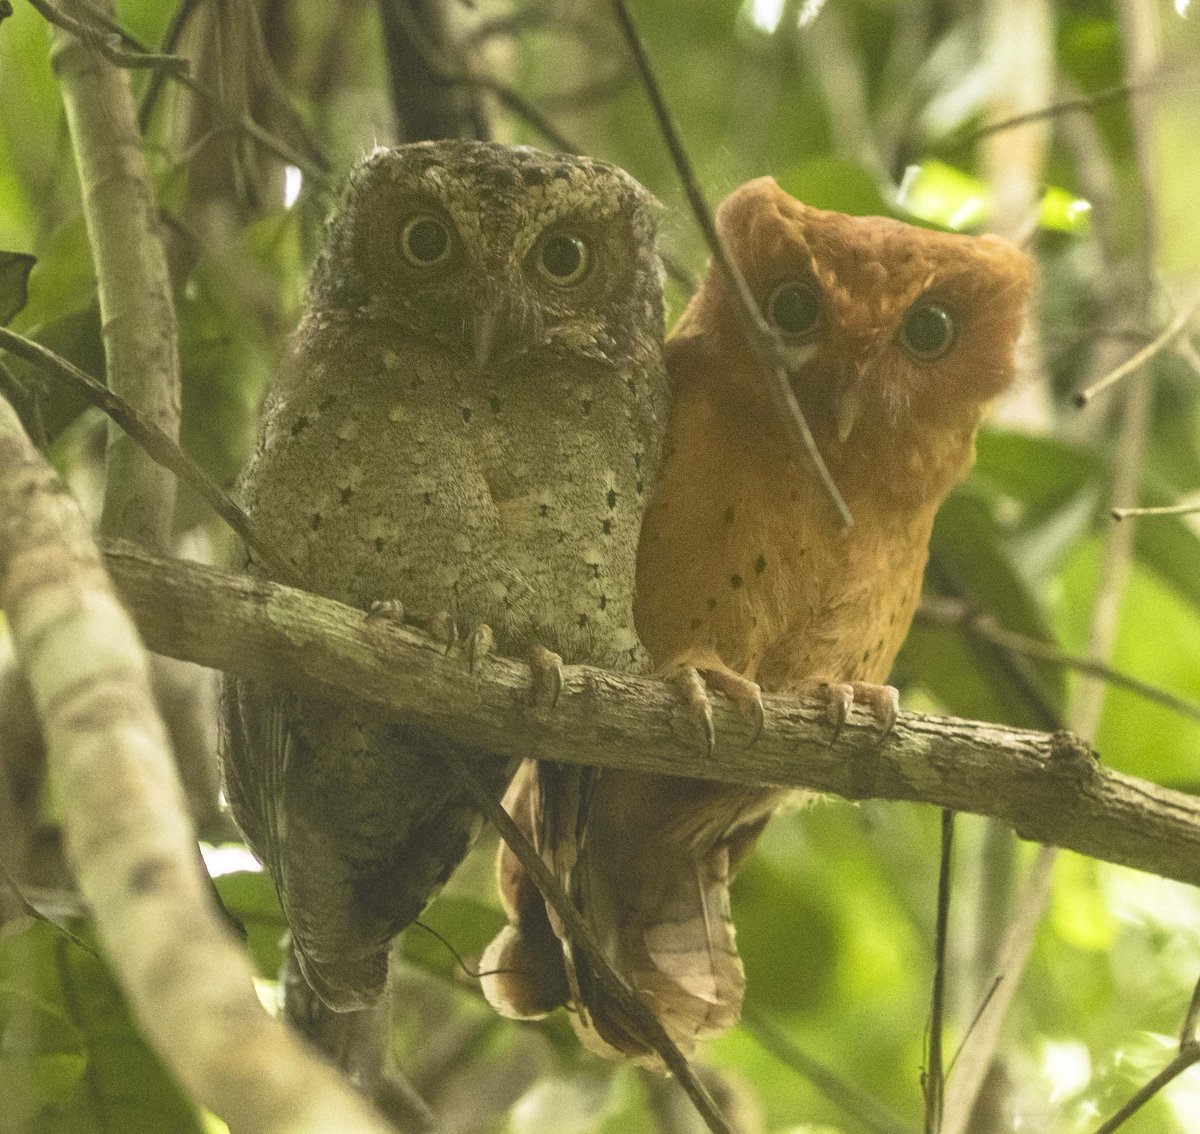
[0,328,302,587]
[437,747,734,1134]
[610,0,852,528]
[917,598,1200,727]
[1113,499,1200,520]
[0,395,394,1133]
[1074,290,1200,407]
[743,1005,909,1134]
[100,542,1200,892]
[48,0,183,551]
[923,810,954,1134]
[29,0,188,72]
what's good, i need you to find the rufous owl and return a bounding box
[482,176,1034,1064]
[220,141,669,1074]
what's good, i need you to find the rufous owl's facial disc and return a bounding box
[711,177,1034,438]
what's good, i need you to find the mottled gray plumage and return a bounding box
[220,141,667,1019]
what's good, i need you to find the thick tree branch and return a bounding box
[101,542,1200,891]
[0,397,393,1133]
[48,0,182,551]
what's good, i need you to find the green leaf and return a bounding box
[775,157,891,217]
[399,896,506,982]
[894,490,1066,729]
[0,250,34,325]
[0,919,204,1133]
[212,870,287,979]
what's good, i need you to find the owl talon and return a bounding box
[850,682,900,744]
[468,624,495,673]
[528,644,564,708]
[365,599,405,625]
[700,668,764,748]
[428,609,459,656]
[667,664,717,755]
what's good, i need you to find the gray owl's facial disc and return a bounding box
[307,140,664,375]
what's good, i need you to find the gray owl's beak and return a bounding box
[468,297,541,371]
[471,305,500,370]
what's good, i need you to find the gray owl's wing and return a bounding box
[219,677,388,1009]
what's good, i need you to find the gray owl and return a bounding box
[219,141,668,1044]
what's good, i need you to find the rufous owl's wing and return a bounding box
[481,760,775,1067]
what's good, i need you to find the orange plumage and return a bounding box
[482,177,1034,1064]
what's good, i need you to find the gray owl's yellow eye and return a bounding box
[537,233,591,286]
[400,215,451,267]
[900,301,956,360]
[766,281,821,337]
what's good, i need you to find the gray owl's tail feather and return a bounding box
[482,762,779,1067]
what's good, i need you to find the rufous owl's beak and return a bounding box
[836,390,862,443]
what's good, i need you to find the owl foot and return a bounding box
[528,643,564,708]
[667,664,764,755]
[365,599,406,624]
[798,679,899,745]
[467,624,495,672]
[427,609,460,655]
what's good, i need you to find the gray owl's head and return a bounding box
[307,140,664,371]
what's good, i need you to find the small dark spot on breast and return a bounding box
[580,398,593,416]
[606,489,617,509]
[290,414,311,437]
[707,596,718,611]
[461,406,473,424]
[374,536,385,552]
[634,452,642,470]
[754,554,767,574]
[339,487,354,505]
[539,503,550,517]
[730,574,743,589]
[558,531,567,543]
[601,518,613,535]
[310,513,323,530]
[577,613,589,627]
[598,594,608,610]
[635,480,644,495]
[488,394,502,414]
[724,506,735,524]
[588,563,601,578]
[862,649,870,664]
[889,611,897,624]
[690,617,703,631]
[411,375,424,391]
[423,492,433,506]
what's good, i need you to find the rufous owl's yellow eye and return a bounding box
[766,280,822,337]
[537,232,591,286]
[400,215,452,266]
[899,301,956,360]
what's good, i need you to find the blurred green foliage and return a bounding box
[3,1,1200,1132]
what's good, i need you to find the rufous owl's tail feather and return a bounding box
[482,761,778,1066]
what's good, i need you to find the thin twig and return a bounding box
[924,809,954,1134]
[136,0,204,132]
[953,71,1188,148]
[1074,291,1200,406]
[28,0,188,72]
[433,745,734,1134]
[0,328,302,587]
[1092,1044,1200,1134]
[1113,499,1200,520]
[77,0,330,184]
[610,0,852,528]
[0,856,98,956]
[917,598,1200,726]
[742,1004,910,1134]
[1181,974,1200,1046]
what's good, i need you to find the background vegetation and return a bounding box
[3,0,1200,1131]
